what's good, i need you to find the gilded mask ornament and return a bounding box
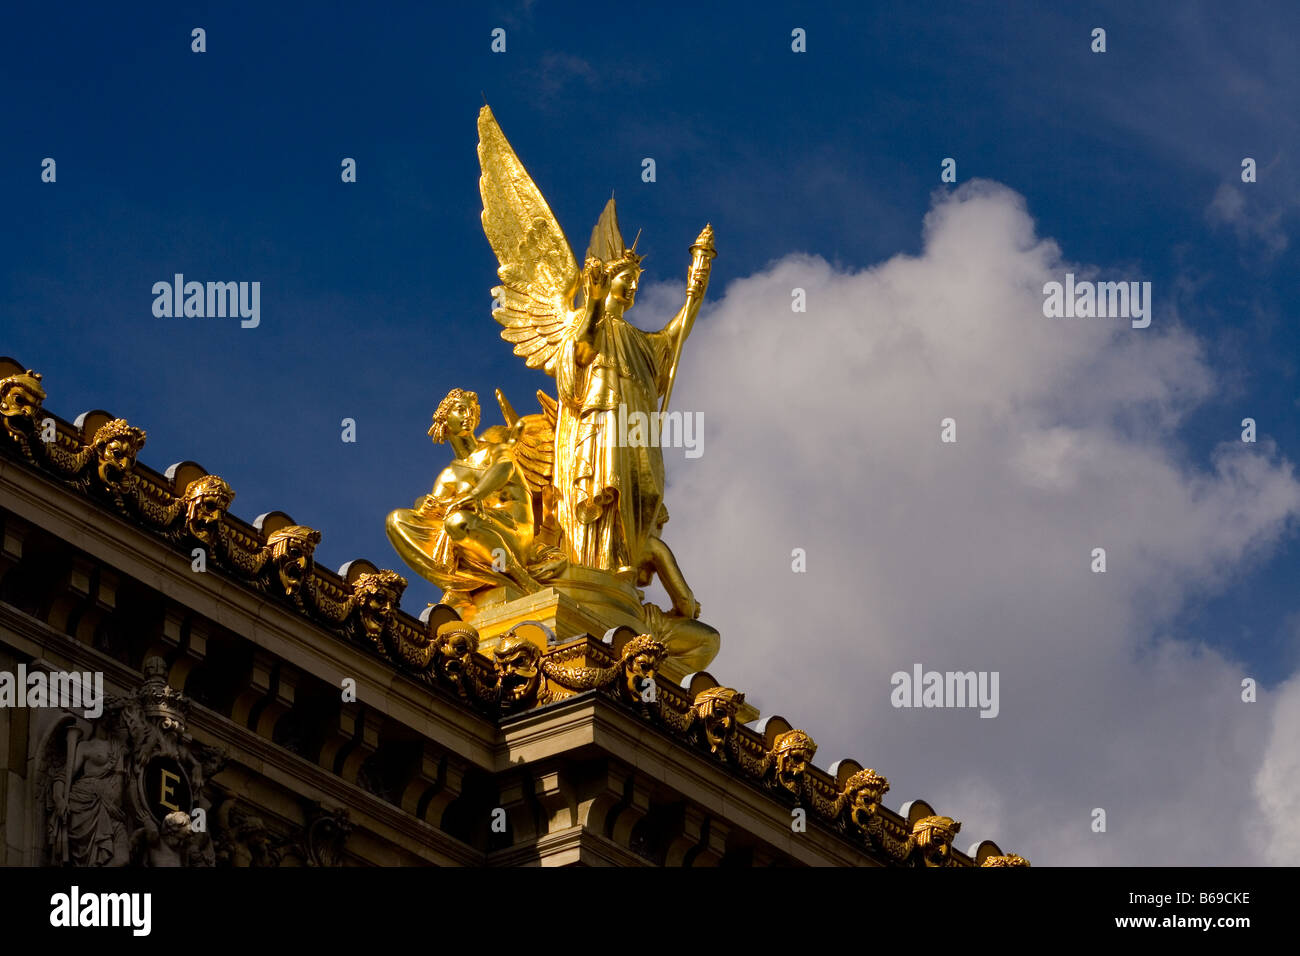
[913,815,961,866]
[91,419,146,490]
[770,729,817,794]
[183,475,234,547]
[434,620,480,682]
[0,369,46,444]
[621,634,665,699]
[352,570,406,640]
[692,686,745,753]
[843,769,890,828]
[493,633,542,705]
[266,525,321,597]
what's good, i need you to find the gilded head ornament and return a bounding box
[91,419,146,488]
[428,388,480,444]
[352,570,407,638]
[843,768,890,826]
[913,814,961,865]
[185,475,234,506]
[435,619,480,679]
[92,418,146,452]
[183,475,234,545]
[693,686,745,752]
[0,369,46,419]
[771,729,817,792]
[494,632,542,704]
[266,525,321,595]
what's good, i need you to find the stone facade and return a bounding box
[0,357,1025,867]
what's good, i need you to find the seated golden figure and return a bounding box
[386,388,565,616]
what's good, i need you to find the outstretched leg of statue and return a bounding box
[642,605,721,674]
[443,509,541,592]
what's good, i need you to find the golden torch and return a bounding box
[660,223,716,415]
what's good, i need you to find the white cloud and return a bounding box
[1206,182,1289,257]
[1254,673,1300,863]
[641,180,1300,863]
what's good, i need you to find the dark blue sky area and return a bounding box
[2,2,1297,678]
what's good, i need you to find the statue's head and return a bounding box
[620,634,665,698]
[0,369,46,438]
[91,419,146,489]
[693,686,745,753]
[606,258,641,307]
[494,632,542,705]
[162,810,192,847]
[435,620,480,682]
[770,729,817,793]
[266,525,321,596]
[183,475,234,547]
[843,769,890,827]
[428,388,480,444]
[352,570,407,639]
[913,815,961,866]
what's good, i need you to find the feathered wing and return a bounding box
[496,388,558,495]
[478,106,582,374]
[587,197,626,263]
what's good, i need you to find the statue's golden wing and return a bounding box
[587,197,626,263]
[496,388,557,495]
[478,106,581,374]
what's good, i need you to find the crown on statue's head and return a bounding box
[137,656,190,726]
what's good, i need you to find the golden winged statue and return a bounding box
[478,104,715,577]
[387,106,720,672]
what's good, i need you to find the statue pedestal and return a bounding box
[462,566,708,691]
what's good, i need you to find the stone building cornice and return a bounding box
[0,356,1028,867]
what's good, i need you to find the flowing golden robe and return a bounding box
[554,314,674,571]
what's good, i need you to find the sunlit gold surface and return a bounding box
[386,107,721,670]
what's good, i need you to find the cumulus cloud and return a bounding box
[1206,182,1289,258]
[640,180,1300,863]
[1254,674,1300,864]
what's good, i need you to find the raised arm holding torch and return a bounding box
[660,223,716,415]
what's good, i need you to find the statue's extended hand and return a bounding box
[583,257,609,300]
[448,493,480,515]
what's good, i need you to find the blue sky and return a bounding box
[4,2,1300,861]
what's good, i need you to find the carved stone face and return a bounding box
[776,746,813,790]
[494,637,541,704]
[845,773,889,827]
[352,572,405,639]
[771,730,817,793]
[0,372,45,439]
[694,687,744,753]
[188,495,224,544]
[92,422,145,489]
[620,636,664,699]
[436,625,478,680]
[183,479,233,546]
[162,810,192,847]
[361,588,396,636]
[267,528,319,596]
[121,703,147,741]
[913,815,961,866]
[280,541,311,592]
